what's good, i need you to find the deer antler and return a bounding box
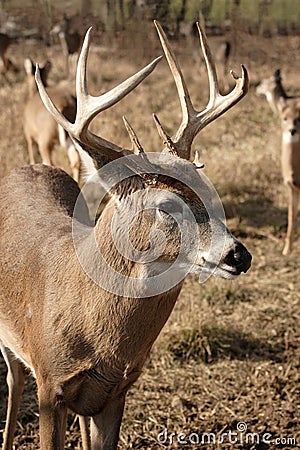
[35,27,162,161]
[154,20,249,160]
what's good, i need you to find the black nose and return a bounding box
[290,128,297,136]
[224,242,252,274]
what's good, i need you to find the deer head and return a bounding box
[36,22,251,298]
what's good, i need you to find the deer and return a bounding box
[0,21,251,450]
[0,32,18,75]
[256,69,288,114]
[23,57,80,182]
[256,69,300,255]
[50,15,82,78]
[191,30,231,92]
[0,32,11,72]
[215,40,231,81]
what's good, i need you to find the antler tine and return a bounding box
[75,29,162,142]
[35,65,72,133]
[154,20,197,160]
[196,22,249,126]
[36,27,162,160]
[153,113,178,156]
[154,21,249,161]
[122,116,145,154]
[196,22,219,105]
[154,21,195,125]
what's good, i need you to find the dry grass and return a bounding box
[0,19,300,450]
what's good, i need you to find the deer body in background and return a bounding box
[0,32,18,75]
[215,40,231,80]
[0,23,251,450]
[23,58,80,182]
[257,70,300,254]
[50,15,82,78]
[0,33,11,72]
[256,69,288,114]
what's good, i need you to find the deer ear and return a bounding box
[273,69,281,81]
[71,138,100,183]
[71,138,141,201]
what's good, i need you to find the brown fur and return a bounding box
[0,24,251,450]
[23,59,80,181]
[257,70,300,254]
[0,33,12,72]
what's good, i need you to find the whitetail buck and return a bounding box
[23,58,80,182]
[0,22,251,450]
[257,70,300,254]
[50,15,82,78]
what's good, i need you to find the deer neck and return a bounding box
[281,129,300,187]
[67,201,182,371]
[27,79,42,99]
[264,80,287,114]
[74,197,184,302]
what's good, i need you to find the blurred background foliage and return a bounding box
[0,0,299,39]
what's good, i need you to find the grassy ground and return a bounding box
[0,18,299,450]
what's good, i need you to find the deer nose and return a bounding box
[290,128,297,136]
[224,242,252,274]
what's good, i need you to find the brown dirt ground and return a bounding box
[0,15,300,450]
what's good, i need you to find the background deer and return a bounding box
[257,70,300,254]
[0,32,18,75]
[50,15,82,78]
[215,40,231,81]
[23,58,80,182]
[256,69,288,114]
[0,22,251,450]
[0,32,11,72]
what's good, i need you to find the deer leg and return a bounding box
[283,184,299,255]
[59,408,68,449]
[26,135,36,164]
[38,142,53,167]
[90,393,126,450]
[69,53,78,78]
[1,346,26,450]
[79,415,91,450]
[67,144,80,183]
[37,381,67,450]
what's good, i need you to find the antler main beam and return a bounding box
[35,27,162,160]
[154,20,249,160]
